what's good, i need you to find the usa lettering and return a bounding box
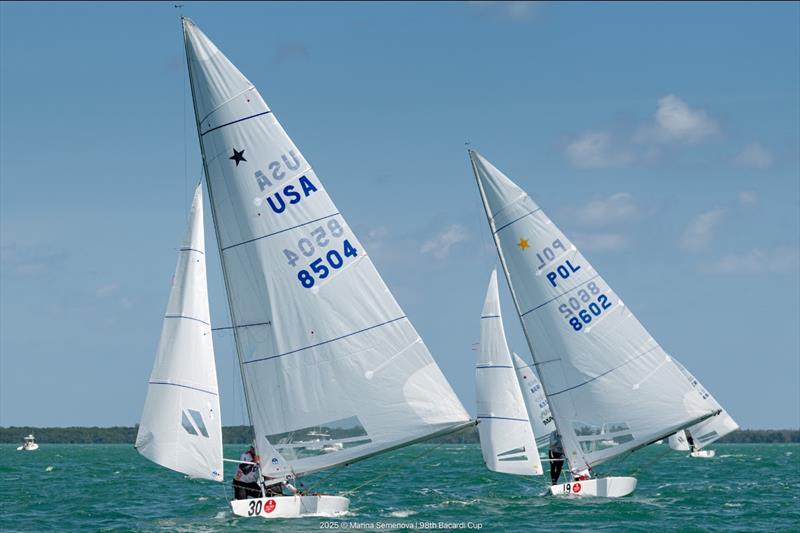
[254,150,302,191]
[265,175,319,214]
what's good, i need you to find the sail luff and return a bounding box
[181,18,291,477]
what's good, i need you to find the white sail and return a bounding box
[469,149,723,475]
[182,19,470,479]
[668,430,691,451]
[476,270,543,476]
[671,359,739,449]
[136,184,223,482]
[512,353,556,449]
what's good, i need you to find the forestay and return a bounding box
[136,184,223,482]
[512,353,556,449]
[469,150,721,474]
[476,270,543,476]
[182,19,470,479]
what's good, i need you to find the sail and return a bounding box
[668,430,691,451]
[671,359,739,449]
[182,18,470,479]
[469,149,722,474]
[512,353,556,449]
[135,184,223,482]
[476,270,543,476]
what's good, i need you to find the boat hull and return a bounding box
[549,476,637,498]
[16,444,39,451]
[230,495,349,518]
[690,449,715,458]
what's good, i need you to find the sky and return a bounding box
[1,1,798,430]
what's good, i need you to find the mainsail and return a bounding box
[182,18,470,479]
[136,184,224,482]
[469,149,722,474]
[512,353,556,448]
[476,270,543,476]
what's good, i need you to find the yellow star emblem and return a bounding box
[517,238,529,250]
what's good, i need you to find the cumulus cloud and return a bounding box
[571,232,628,252]
[734,143,773,169]
[565,95,719,168]
[636,95,719,144]
[420,224,469,259]
[704,247,799,274]
[679,208,726,251]
[738,191,758,207]
[577,192,639,226]
[565,132,634,169]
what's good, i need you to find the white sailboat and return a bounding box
[170,18,471,518]
[17,434,38,451]
[469,149,728,497]
[476,270,543,476]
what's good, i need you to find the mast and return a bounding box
[181,18,261,457]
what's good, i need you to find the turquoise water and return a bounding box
[1,443,798,531]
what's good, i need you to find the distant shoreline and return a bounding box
[1,426,797,444]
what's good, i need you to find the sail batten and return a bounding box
[182,18,469,479]
[469,149,728,475]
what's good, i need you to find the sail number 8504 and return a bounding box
[297,240,358,288]
[557,282,612,331]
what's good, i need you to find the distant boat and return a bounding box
[134,17,471,520]
[468,149,731,497]
[17,434,38,451]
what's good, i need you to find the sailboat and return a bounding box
[135,17,472,519]
[468,149,730,497]
[17,434,38,451]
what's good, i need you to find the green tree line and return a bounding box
[1,426,797,444]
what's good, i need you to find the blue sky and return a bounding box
[1,1,798,429]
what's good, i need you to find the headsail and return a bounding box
[476,270,543,476]
[469,149,722,474]
[512,352,556,449]
[136,184,223,482]
[668,430,691,451]
[182,18,470,479]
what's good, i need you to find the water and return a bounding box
[1,443,798,531]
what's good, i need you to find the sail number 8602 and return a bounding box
[557,282,612,331]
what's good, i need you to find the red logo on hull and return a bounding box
[264,499,276,513]
[573,483,582,493]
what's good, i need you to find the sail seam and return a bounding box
[179,247,204,254]
[212,321,271,331]
[519,273,602,317]
[477,415,529,422]
[149,380,218,396]
[476,365,513,369]
[221,212,341,251]
[480,314,501,319]
[243,315,408,365]
[164,314,210,325]
[493,207,542,234]
[548,345,661,397]
[200,110,272,136]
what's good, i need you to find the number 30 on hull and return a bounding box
[229,495,350,519]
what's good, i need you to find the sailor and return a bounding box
[232,445,261,500]
[263,476,301,497]
[548,432,565,485]
[686,431,696,452]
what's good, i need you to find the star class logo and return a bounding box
[229,148,247,166]
[517,238,530,250]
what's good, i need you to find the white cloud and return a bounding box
[565,95,719,168]
[565,132,634,169]
[96,283,120,297]
[738,191,758,207]
[679,208,726,251]
[467,1,541,20]
[577,192,639,226]
[636,95,719,144]
[704,247,800,274]
[420,224,469,259]
[734,143,773,169]
[572,232,628,252]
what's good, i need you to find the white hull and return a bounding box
[16,444,39,451]
[690,449,715,458]
[230,495,349,518]
[549,477,637,498]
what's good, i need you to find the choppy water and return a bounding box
[1,443,798,531]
